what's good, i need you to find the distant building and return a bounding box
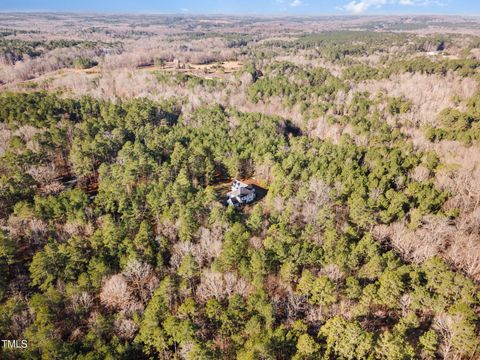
[227,180,256,207]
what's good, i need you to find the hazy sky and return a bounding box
[1,0,479,15]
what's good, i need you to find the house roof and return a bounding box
[233,179,251,188]
[228,187,254,197]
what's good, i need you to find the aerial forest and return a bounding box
[0,13,479,360]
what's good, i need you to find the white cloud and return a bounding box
[341,0,444,14]
[275,0,304,8]
[343,0,387,14]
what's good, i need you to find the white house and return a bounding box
[227,180,256,206]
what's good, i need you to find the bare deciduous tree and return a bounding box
[114,318,139,340]
[123,259,159,304]
[196,270,251,302]
[70,292,93,314]
[27,161,65,195]
[100,274,132,310]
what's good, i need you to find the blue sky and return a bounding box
[1,0,479,15]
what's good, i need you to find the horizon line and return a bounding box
[0,10,480,17]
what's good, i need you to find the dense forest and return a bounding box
[0,13,479,360]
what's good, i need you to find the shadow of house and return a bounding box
[250,183,267,202]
